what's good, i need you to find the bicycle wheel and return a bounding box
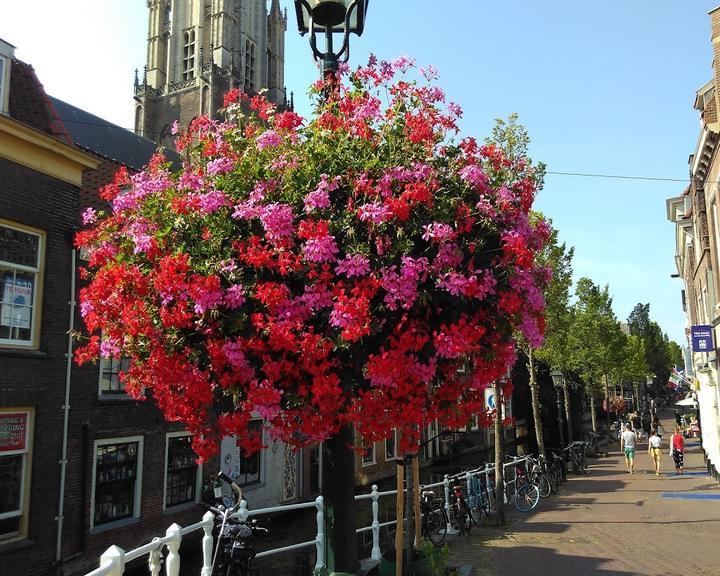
[515,483,540,512]
[536,473,552,498]
[453,500,470,534]
[426,507,448,546]
[468,497,483,526]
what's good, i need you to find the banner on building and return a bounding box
[1,275,33,329]
[0,412,28,453]
[691,324,714,353]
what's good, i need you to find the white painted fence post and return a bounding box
[370,484,381,561]
[314,495,325,575]
[443,474,453,532]
[164,523,182,576]
[238,499,249,522]
[148,538,163,576]
[98,545,125,576]
[200,511,215,576]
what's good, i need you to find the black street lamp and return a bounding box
[291,3,369,574]
[550,369,568,481]
[294,0,369,74]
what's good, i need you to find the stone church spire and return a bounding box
[134,0,286,149]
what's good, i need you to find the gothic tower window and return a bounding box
[201,85,210,116]
[244,40,256,92]
[183,30,196,80]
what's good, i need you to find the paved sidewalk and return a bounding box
[447,412,720,576]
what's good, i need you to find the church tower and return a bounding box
[135,0,287,149]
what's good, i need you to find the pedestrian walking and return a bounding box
[669,426,685,475]
[620,423,637,475]
[651,412,665,435]
[647,428,662,476]
[675,409,682,426]
[630,411,641,441]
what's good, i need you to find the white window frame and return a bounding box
[163,431,202,510]
[183,29,195,80]
[0,55,7,115]
[90,436,144,530]
[0,220,44,348]
[219,420,264,487]
[384,429,397,461]
[98,354,132,398]
[362,440,376,467]
[0,408,34,542]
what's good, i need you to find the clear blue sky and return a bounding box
[2,1,716,346]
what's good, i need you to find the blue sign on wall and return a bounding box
[691,325,714,352]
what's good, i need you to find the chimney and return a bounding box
[0,38,15,115]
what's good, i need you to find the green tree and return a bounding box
[530,218,574,450]
[567,278,625,433]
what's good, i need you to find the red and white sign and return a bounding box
[0,412,28,453]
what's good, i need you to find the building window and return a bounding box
[0,222,44,348]
[236,420,261,485]
[244,40,256,92]
[165,433,199,508]
[99,355,131,396]
[0,409,33,540]
[362,440,375,467]
[92,437,143,527]
[183,30,196,80]
[385,430,397,461]
[0,57,6,115]
[220,420,263,486]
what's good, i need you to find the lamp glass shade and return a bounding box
[550,369,564,389]
[294,0,367,35]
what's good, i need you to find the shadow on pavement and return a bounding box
[490,544,637,576]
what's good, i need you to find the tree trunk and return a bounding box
[563,379,574,444]
[604,374,610,437]
[403,454,414,576]
[590,394,597,433]
[494,378,505,526]
[526,348,546,458]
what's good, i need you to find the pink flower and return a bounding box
[421,222,455,243]
[458,165,488,189]
[358,201,392,224]
[206,157,235,175]
[304,174,339,212]
[224,284,246,309]
[198,190,230,214]
[303,235,339,263]
[259,203,295,240]
[335,254,371,277]
[256,129,283,150]
[82,207,97,225]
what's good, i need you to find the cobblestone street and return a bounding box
[448,411,720,576]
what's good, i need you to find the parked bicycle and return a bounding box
[528,456,554,497]
[200,472,268,576]
[449,475,473,534]
[506,456,540,512]
[420,490,449,546]
[467,468,496,524]
[565,441,589,475]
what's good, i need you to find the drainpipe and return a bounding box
[56,248,76,562]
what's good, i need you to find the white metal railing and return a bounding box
[84,455,534,576]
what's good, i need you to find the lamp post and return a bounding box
[550,369,567,480]
[294,0,369,75]
[292,3,368,573]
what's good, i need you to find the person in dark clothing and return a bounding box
[675,410,682,426]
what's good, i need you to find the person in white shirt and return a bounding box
[647,428,662,476]
[620,423,637,474]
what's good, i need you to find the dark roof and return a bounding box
[49,96,180,171]
[8,60,72,144]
